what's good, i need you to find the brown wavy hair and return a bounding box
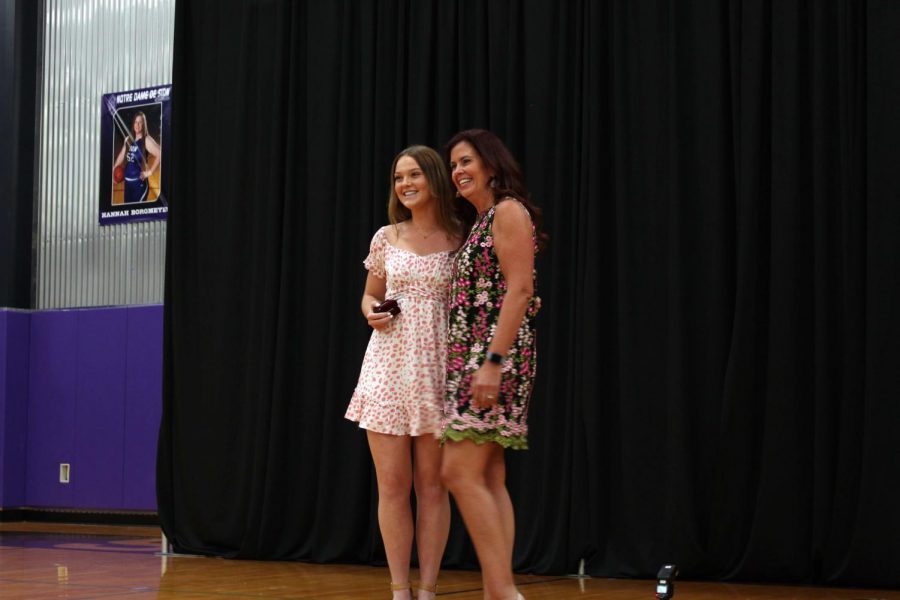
[445,129,548,251]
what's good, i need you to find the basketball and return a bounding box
[113,165,124,183]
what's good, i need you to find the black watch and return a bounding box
[485,351,505,365]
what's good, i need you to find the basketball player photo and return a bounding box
[99,85,171,225]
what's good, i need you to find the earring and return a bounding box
[455,190,461,197]
[489,177,498,189]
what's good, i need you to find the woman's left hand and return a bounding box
[471,361,502,409]
[140,170,150,180]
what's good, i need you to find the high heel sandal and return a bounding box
[416,582,437,597]
[390,581,411,596]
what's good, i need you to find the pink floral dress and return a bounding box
[346,226,455,436]
[442,201,541,450]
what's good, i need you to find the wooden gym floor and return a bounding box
[1,522,898,599]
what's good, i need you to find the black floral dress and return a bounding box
[441,201,541,450]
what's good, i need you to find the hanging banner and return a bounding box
[98,84,171,225]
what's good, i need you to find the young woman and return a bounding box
[113,111,160,204]
[440,129,546,600]
[346,145,465,600]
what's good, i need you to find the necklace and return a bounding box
[409,222,441,239]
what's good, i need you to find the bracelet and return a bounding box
[485,351,505,365]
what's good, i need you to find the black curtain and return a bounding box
[158,0,900,587]
[0,0,38,308]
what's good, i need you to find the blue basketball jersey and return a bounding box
[123,137,149,204]
[124,137,146,180]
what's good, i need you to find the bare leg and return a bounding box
[486,448,515,565]
[368,431,414,600]
[441,440,518,600]
[412,435,450,600]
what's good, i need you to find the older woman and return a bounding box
[440,129,546,600]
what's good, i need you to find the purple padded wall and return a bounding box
[0,312,6,503]
[73,308,128,509]
[1,311,8,504]
[27,310,78,507]
[123,305,163,509]
[0,311,29,507]
[15,305,163,511]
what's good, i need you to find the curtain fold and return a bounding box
[159,0,900,586]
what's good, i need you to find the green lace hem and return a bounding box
[440,428,529,450]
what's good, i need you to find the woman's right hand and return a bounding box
[365,302,394,330]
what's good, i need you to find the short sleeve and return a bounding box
[363,226,388,279]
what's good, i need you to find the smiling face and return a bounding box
[132,114,145,137]
[449,141,493,200]
[393,155,433,210]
